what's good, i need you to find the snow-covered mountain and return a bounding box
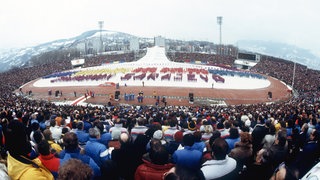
[0,30,140,72]
[237,40,320,70]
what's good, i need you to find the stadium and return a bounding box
[20,46,291,107]
[1,39,320,179]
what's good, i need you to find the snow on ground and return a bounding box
[33,46,271,89]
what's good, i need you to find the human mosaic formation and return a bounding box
[0,51,319,180]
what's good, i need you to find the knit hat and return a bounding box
[153,130,163,140]
[174,131,183,143]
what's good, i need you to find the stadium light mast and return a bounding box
[98,21,104,53]
[217,16,223,55]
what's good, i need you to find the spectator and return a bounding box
[201,130,221,163]
[49,119,62,142]
[298,123,309,149]
[167,131,183,155]
[58,158,93,180]
[252,120,268,156]
[60,132,100,178]
[38,140,60,178]
[111,133,140,180]
[268,130,288,171]
[75,121,89,146]
[183,118,197,135]
[135,139,174,180]
[85,127,110,167]
[29,130,44,158]
[152,130,167,146]
[163,118,179,142]
[201,121,214,141]
[192,131,206,152]
[94,121,112,148]
[201,138,237,179]
[6,120,54,180]
[172,133,202,170]
[108,129,121,149]
[131,117,148,141]
[163,165,205,180]
[43,129,62,154]
[262,124,276,149]
[0,156,9,180]
[245,148,274,180]
[270,162,299,180]
[30,121,40,143]
[60,118,70,131]
[295,129,320,177]
[225,127,240,152]
[70,121,78,133]
[229,132,253,173]
[220,120,231,138]
[109,118,129,134]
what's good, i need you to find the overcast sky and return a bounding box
[1,0,320,56]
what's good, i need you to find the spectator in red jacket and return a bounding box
[38,140,60,178]
[135,139,174,180]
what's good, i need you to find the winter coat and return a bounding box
[7,154,54,180]
[229,141,253,171]
[85,137,109,167]
[60,148,101,177]
[134,159,174,180]
[38,153,60,178]
[172,146,202,170]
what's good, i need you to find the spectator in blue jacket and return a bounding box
[75,121,89,146]
[60,132,100,178]
[94,121,112,148]
[172,133,202,170]
[85,127,110,167]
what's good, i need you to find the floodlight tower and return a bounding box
[217,16,223,54]
[98,21,104,53]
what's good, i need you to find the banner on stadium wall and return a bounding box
[71,59,85,66]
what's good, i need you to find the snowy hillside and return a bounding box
[0,30,139,72]
[237,40,320,70]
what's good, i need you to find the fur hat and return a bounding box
[153,130,163,140]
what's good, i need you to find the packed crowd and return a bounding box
[166,52,236,67]
[0,51,319,180]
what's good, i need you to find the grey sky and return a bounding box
[1,0,320,56]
